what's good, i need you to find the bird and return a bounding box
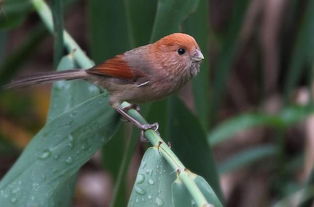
[4,33,204,130]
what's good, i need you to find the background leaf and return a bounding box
[166,97,223,201]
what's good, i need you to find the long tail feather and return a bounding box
[3,70,87,89]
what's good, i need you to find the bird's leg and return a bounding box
[115,107,159,131]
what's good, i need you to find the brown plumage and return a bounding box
[5,33,204,109]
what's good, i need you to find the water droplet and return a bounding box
[136,174,145,184]
[148,195,152,199]
[32,183,39,190]
[135,186,145,195]
[155,197,163,206]
[65,157,73,164]
[148,178,154,185]
[11,187,20,194]
[39,150,51,159]
[68,134,74,141]
[10,197,17,203]
[191,200,196,206]
[31,196,35,201]
[53,154,60,160]
[67,143,73,149]
[135,198,139,203]
[81,144,87,151]
[145,169,152,175]
[88,85,99,93]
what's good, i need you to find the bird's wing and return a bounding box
[87,55,145,80]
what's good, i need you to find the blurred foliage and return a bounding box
[0,0,314,206]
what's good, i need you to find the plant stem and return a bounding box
[31,0,212,206]
[122,102,210,206]
[31,0,93,69]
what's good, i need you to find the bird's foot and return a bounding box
[140,122,159,141]
[115,107,159,136]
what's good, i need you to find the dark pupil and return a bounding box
[178,48,185,55]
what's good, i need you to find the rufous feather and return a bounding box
[87,55,136,79]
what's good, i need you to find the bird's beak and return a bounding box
[192,49,204,62]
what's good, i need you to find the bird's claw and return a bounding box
[141,122,159,131]
[139,122,159,142]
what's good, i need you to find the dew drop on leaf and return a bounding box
[136,174,145,184]
[65,156,73,164]
[10,197,17,203]
[155,197,164,206]
[148,178,154,185]
[135,186,145,195]
[39,150,51,159]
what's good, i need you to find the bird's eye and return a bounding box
[177,48,186,55]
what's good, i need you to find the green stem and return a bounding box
[31,0,93,68]
[31,0,212,206]
[122,103,210,206]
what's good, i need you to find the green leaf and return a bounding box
[150,0,200,41]
[48,56,101,120]
[218,144,277,174]
[166,97,223,201]
[183,0,210,129]
[128,148,175,207]
[0,25,47,86]
[52,0,65,66]
[208,113,281,146]
[284,0,314,102]
[0,93,120,206]
[172,175,222,207]
[208,105,314,146]
[0,55,120,206]
[88,0,131,63]
[0,0,32,29]
[127,0,157,46]
[0,31,6,61]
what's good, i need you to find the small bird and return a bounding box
[5,33,204,130]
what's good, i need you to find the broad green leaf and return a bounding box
[0,0,32,29]
[127,0,157,46]
[88,0,131,63]
[208,105,314,146]
[208,113,282,146]
[166,97,223,201]
[128,148,175,207]
[150,0,199,41]
[183,0,210,129]
[218,144,277,174]
[0,93,119,207]
[172,175,222,207]
[48,56,101,120]
[0,55,120,206]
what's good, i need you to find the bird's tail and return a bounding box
[3,69,87,89]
